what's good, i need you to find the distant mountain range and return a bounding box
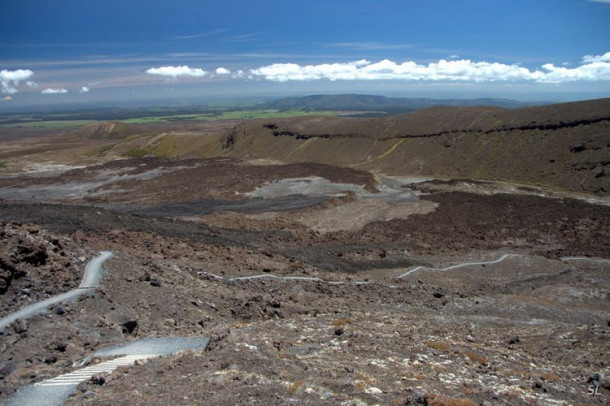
[260,94,549,115]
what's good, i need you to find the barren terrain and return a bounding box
[1,99,609,405]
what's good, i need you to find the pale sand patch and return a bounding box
[293,198,437,234]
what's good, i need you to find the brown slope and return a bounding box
[67,121,147,140]
[221,98,610,195]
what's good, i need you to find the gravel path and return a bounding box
[0,251,113,331]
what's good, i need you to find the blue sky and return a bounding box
[1,0,610,108]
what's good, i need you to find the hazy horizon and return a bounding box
[2,0,609,111]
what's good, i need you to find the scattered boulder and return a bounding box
[406,388,428,404]
[104,310,139,336]
[588,373,601,387]
[15,244,48,266]
[509,336,520,345]
[90,373,107,386]
[0,360,16,379]
[0,254,26,294]
[64,342,83,357]
[206,328,230,351]
[12,319,28,334]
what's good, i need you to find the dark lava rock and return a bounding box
[206,328,230,351]
[16,244,48,266]
[588,373,601,386]
[12,319,28,334]
[0,360,16,379]
[406,387,428,404]
[90,374,107,385]
[0,254,26,294]
[121,320,139,335]
[104,310,139,336]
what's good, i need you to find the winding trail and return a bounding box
[198,270,371,286]
[4,252,209,406]
[397,254,517,279]
[560,257,610,263]
[199,252,610,284]
[397,254,609,279]
[0,251,113,332]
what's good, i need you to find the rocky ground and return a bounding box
[0,156,609,405]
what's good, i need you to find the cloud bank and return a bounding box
[146,65,207,78]
[79,86,90,93]
[250,52,610,83]
[41,88,68,94]
[1,69,34,94]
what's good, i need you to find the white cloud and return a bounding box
[2,95,12,101]
[582,52,610,63]
[250,53,610,84]
[79,86,90,93]
[215,67,231,75]
[231,70,251,79]
[146,65,207,78]
[41,88,68,94]
[251,60,370,82]
[1,69,34,94]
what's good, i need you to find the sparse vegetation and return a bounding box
[0,108,335,128]
[124,147,150,158]
[90,144,116,157]
[427,394,477,406]
[461,349,487,364]
[426,340,450,352]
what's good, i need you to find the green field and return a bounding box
[122,109,334,123]
[1,120,100,128]
[0,109,335,128]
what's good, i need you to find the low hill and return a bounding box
[68,121,146,140]
[260,94,544,114]
[222,98,610,195]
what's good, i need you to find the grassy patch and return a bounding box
[462,349,487,364]
[426,340,450,352]
[123,147,150,158]
[427,394,477,406]
[122,109,335,124]
[1,120,99,128]
[0,108,336,128]
[90,144,116,157]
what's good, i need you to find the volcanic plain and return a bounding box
[0,98,609,405]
